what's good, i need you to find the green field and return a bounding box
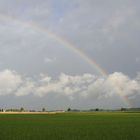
[0,112,140,140]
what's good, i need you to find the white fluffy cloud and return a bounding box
[0,70,140,104]
[0,70,22,95]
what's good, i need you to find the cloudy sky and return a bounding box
[0,0,140,110]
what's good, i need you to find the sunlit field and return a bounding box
[0,112,140,140]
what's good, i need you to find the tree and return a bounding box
[67,108,71,112]
[20,107,24,112]
[42,108,46,112]
[95,108,99,111]
[121,108,126,111]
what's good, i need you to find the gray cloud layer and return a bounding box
[0,0,139,76]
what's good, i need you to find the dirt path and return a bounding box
[0,112,58,114]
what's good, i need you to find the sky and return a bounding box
[0,0,140,110]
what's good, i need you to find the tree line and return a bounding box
[0,107,47,112]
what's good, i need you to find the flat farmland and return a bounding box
[0,112,140,140]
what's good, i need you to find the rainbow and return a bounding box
[0,14,131,107]
[0,13,107,77]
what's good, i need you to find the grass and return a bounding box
[0,112,140,140]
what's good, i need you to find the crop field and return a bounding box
[0,112,140,140]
